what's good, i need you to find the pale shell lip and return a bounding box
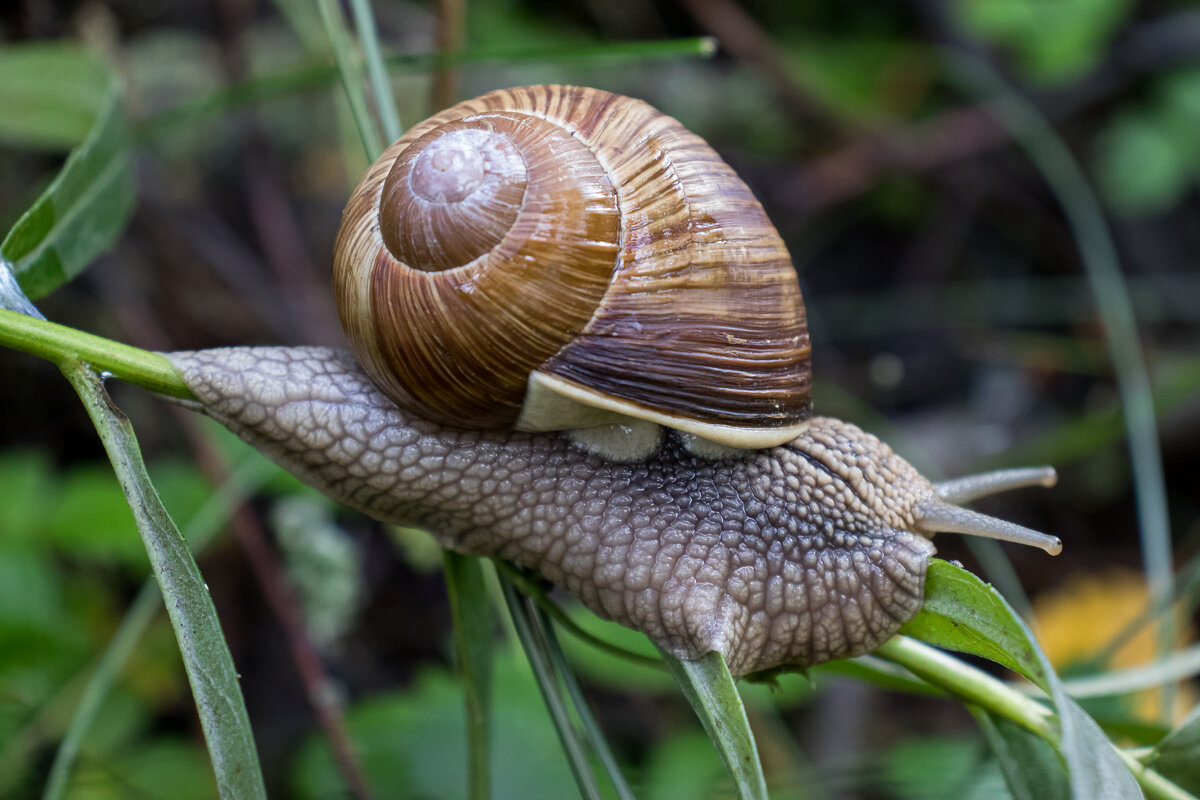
[516,370,811,450]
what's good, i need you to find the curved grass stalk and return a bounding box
[43,456,276,800]
[944,49,1175,718]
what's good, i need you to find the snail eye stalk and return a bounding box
[917,467,1062,556]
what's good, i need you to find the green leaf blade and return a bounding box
[59,361,266,800]
[973,709,1070,800]
[899,560,1146,798]
[659,649,768,800]
[1146,704,1200,793]
[0,44,110,148]
[1,49,135,299]
[444,552,495,800]
[899,558,1049,689]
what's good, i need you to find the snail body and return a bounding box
[166,85,1061,675]
[170,346,936,676]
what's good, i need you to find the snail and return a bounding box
[166,85,1061,678]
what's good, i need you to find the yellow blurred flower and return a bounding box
[1033,569,1195,723]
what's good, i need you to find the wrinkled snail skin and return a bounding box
[168,346,936,678]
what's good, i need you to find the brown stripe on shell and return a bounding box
[537,90,812,427]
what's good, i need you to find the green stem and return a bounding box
[316,0,383,159]
[499,576,605,800]
[348,0,402,142]
[1119,750,1198,800]
[874,637,1056,740]
[44,456,275,800]
[61,360,266,799]
[0,308,191,399]
[493,561,663,669]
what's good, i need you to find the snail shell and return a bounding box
[333,85,811,450]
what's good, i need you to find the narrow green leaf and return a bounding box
[1,52,134,299]
[59,361,266,799]
[542,614,637,800]
[348,0,402,142]
[973,708,1070,800]
[138,38,717,141]
[900,560,1144,798]
[1060,644,1200,699]
[500,575,605,800]
[444,552,494,800]
[1147,704,1200,793]
[899,558,1049,689]
[658,649,768,800]
[43,455,276,800]
[945,48,1174,720]
[315,0,383,160]
[0,44,109,149]
[1055,689,1146,799]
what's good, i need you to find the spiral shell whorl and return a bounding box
[382,127,527,270]
[334,85,812,443]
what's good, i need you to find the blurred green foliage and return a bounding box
[0,449,214,798]
[1097,68,1200,214]
[956,0,1132,83]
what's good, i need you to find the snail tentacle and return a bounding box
[913,500,1063,556]
[933,466,1058,504]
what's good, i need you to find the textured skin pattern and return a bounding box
[168,346,937,677]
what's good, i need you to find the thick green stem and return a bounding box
[874,636,1056,739]
[0,308,191,398]
[876,637,1197,800]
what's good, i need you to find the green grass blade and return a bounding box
[138,37,716,141]
[1057,644,1200,699]
[443,552,494,800]
[348,0,402,141]
[500,575,605,800]
[43,456,276,800]
[541,613,636,800]
[315,0,382,159]
[327,6,504,797]
[1,47,134,300]
[944,49,1175,717]
[59,361,266,800]
[658,649,768,800]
